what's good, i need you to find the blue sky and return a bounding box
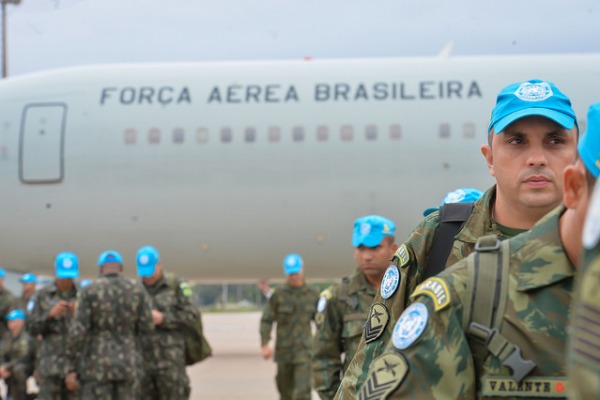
[4,0,600,76]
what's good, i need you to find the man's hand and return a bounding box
[49,301,70,318]
[65,372,79,391]
[261,344,273,360]
[151,310,164,325]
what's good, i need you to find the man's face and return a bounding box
[483,116,578,213]
[354,237,398,279]
[286,270,304,287]
[22,282,35,297]
[8,319,24,336]
[142,263,163,286]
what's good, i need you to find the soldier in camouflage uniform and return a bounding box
[312,215,398,399]
[568,102,600,400]
[0,309,35,400]
[29,252,80,400]
[260,254,319,400]
[354,100,600,399]
[136,246,199,400]
[335,79,580,398]
[0,268,15,339]
[64,250,153,400]
[13,273,37,315]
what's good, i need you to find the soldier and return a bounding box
[0,268,15,339]
[567,102,600,400]
[0,309,35,400]
[14,273,37,315]
[312,215,398,399]
[336,78,580,398]
[64,250,153,400]
[29,252,80,400]
[260,254,319,400]
[354,100,600,399]
[136,245,199,400]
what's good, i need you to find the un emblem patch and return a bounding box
[380,265,400,299]
[364,303,389,344]
[392,303,428,350]
[358,353,408,400]
[514,81,552,102]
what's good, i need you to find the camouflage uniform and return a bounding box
[0,287,15,338]
[29,282,78,400]
[260,283,319,400]
[13,294,35,316]
[358,207,573,399]
[567,228,600,399]
[140,272,199,400]
[0,328,35,400]
[312,268,376,399]
[336,185,518,398]
[64,272,154,400]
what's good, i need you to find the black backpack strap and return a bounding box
[423,202,474,280]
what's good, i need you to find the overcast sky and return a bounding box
[4,0,600,76]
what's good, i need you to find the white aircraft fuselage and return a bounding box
[1,54,598,281]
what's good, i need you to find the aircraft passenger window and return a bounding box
[439,124,451,138]
[463,123,476,139]
[268,127,281,143]
[124,128,137,145]
[196,127,209,143]
[365,125,377,141]
[316,125,329,142]
[148,128,161,144]
[340,125,353,142]
[173,128,185,144]
[221,127,233,143]
[245,127,257,143]
[389,124,402,140]
[292,126,305,142]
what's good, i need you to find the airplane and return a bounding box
[0,53,599,282]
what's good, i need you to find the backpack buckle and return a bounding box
[475,236,501,252]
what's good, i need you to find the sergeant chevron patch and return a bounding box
[358,353,408,400]
[364,303,390,344]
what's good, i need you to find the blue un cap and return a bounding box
[136,246,160,277]
[97,250,123,267]
[19,273,37,284]
[423,188,484,217]
[55,252,79,279]
[579,102,600,179]
[283,254,303,275]
[352,215,396,247]
[6,309,26,321]
[0,269,5,278]
[488,79,576,134]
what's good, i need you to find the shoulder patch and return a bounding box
[410,277,451,312]
[364,303,390,344]
[26,298,35,313]
[317,295,328,313]
[319,288,332,300]
[394,244,410,268]
[392,302,428,350]
[380,265,400,299]
[179,281,193,298]
[358,353,408,400]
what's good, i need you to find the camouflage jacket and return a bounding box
[336,185,510,398]
[13,293,35,315]
[260,283,319,363]
[140,272,199,370]
[567,233,600,399]
[0,287,14,338]
[0,329,34,375]
[64,272,154,383]
[358,206,573,399]
[28,281,77,379]
[312,268,376,400]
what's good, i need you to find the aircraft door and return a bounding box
[19,103,67,183]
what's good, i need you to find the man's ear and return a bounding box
[480,144,495,177]
[563,164,585,210]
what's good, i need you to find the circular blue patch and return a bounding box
[392,303,428,350]
[317,295,328,313]
[380,265,400,299]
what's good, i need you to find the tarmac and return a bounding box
[189,311,319,399]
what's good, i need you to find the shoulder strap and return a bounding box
[463,235,536,383]
[423,202,474,280]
